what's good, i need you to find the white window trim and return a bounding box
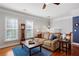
[26,20,33,38]
[5,16,18,41]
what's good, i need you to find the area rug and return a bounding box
[12,46,52,56]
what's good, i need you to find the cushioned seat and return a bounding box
[43,40,51,47]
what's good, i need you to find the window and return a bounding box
[26,21,33,38]
[5,16,18,41]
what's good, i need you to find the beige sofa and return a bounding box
[34,32,62,51]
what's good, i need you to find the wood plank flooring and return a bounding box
[0,46,15,56]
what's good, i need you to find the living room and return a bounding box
[0,3,79,56]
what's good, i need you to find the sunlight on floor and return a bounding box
[5,50,14,56]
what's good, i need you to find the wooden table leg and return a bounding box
[66,43,67,55]
[21,44,23,48]
[29,48,31,56]
[40,45,42,52]
[59,41,61,51]
[62,42,63,51]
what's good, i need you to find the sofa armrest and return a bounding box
[51,39,59,48]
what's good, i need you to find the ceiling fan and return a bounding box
[42,3,60,9]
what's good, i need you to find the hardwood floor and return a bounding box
[51,49,71,56]
[71,43,79,56]
[0,46,15,56]
[0,44,79,56]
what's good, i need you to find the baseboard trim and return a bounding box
[0,42,20,49]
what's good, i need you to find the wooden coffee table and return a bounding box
[21,39,42,56]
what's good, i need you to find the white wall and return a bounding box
[50,16,72,33]
[50,8,79,44]
[50,8,79,34]
[71,8,79,16]
[24,15,48,36]
[0,8,48,48]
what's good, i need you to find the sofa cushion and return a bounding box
[34,38,45,44]
[43,32,50,39]
[34,38,40,41]
[55,32,61,39]
[49,34,52,39]
[51,34,57,40]
[38,39,46,43]
[49,34,57,40]
[43,40,51,47]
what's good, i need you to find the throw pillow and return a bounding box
[49,34,52,39]
[51,34,57,40]
[49,34,57,40]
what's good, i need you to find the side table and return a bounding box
[58,40,71,55]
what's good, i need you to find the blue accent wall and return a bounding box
[73,16,79,43]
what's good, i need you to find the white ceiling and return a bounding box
[0,3,79,18]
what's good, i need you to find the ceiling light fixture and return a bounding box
[42,3,60,9]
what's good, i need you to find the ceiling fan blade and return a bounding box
[53,3,60,5]
[42,3,46,9]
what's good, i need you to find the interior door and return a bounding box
[73,16,79,43]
